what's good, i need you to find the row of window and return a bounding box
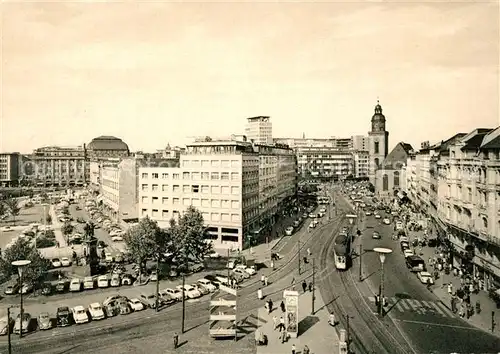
[181,159,241,168]
[141,196,241,209]
[141,184,241,195]
[141,171,240,181]
[143,208,242,223]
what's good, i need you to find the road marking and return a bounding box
[394,300,405,312]
[400,300,412,311]
[405,299,420,311]
[434,301,454,317]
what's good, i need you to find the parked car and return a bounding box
[0,316,14,335]
[20,283,33,294]
[13,313,32,334]
[372,231,381,239]
[83,276,95,290]
[417,271,434,285]
[285,226,294,236]
[97,275,109,288]
[161,288,184,301]
[191,283,209,295]
[204,275,222,286]
[375,214,381,219]
[88,303,105,320]
[55,280,68,293]
[232,268,250,280]
[104,302,120,317]
[118,300,132,315]
[60,257,72,267]
[140,293,163,309]
[37,312,52,330]
[72,306,89,324]
[5,282,20,295]
[110,274,121,287]
[52,258,62,268]
[176,285,201,299]
[121,274,134,286]
[69,278,82,292]
[400,241,410,252]
[128,298,145,311]
[56,307,72,327]
[383,218,391,225]
[403,249,415,258]
[308,222,316,229]
[104,295,127,307]
[197,279,217,292]
[150,270,158,282]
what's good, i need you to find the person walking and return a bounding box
[268,299,273,313]
[302,280,307,293]
[303,344,310,354]
[308,282,313,292]
[279,317,285,332]
[307,248,311,256]
[291,343,296,354]
[173,332,179,349]
[329,313,336,326]
[280,301,285,313]
[261,274,265,285]
[264,276,269,286]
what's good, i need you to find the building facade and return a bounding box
[368,101,390,184]
[434,128,500,289]
[245,116,273,145]
[296,146,354,179]
[138,139,297,251]
[22,146,88,187]
[0,153,20,187]
[352,135,370,152]
[353,150,370,179]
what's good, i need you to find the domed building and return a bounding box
[86,136,130,160]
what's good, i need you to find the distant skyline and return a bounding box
[1,1,498,153]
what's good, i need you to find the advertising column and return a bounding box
[283,290,299,338]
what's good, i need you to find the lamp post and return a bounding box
[373,248,392,316]
[12,260,31,338]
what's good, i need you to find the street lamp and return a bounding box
[373,247,392,316]
[12,260,31,338]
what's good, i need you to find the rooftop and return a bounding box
[87,136,129,151]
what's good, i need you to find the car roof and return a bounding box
[90,302,101,307]
[74,305,85,310]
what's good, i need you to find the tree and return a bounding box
[0,202,6,218]
[3,198,20,225]
[172,206,212,268]
[123,217,170,279]
[1,238,51,286]
[61,222,73,236]
[367,183,375,193]
[83,222,95,239]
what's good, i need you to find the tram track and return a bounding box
[9,213,346,353]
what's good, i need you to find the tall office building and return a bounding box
[0,153,20,187]
[245,116,273,145]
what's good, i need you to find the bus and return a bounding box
[333,233,352,270]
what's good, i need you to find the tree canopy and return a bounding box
[61,222,73,236]
[0,238,51,285]
[3,198,20,225]
[172,206,212,264]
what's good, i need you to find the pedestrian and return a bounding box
[447,283,453,295]
[307,248,311,256]
[173,332,179,349]
[329,313,336,326]
[261,274,265,285]
[270,260,274,269]
[302,281,307,293]
[264,276,269,286]
[308,282,313,292]
[303,345,310,354]
[280,301,285,313]
[279,317,285,331]
[292,343,296,354]
[268,299,273,313]
[281,330,286,343]
[258,288,263,300]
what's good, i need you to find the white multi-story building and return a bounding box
[0,153,20,187]
[138,138,297,251]
[353,151,370,178]
[352,135,369,152]
[100,158,140,221]
[245,116,273,145]
[296,146,354,179]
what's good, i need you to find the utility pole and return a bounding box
[181,274,186,334]
[298,237,301,275]
[359,243,363,282]
[7,307,11,354]
[311,258,315,315]
[155,256,160,312]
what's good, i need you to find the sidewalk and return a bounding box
[408,227,500,337]
[49,204,68,248]
[255,290,340,354]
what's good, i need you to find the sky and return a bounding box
[1,0,499,153]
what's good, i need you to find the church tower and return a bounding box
[368,100,389,184]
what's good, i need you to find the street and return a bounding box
[359,199,500,353]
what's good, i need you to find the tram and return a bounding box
[333,232,352,270]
